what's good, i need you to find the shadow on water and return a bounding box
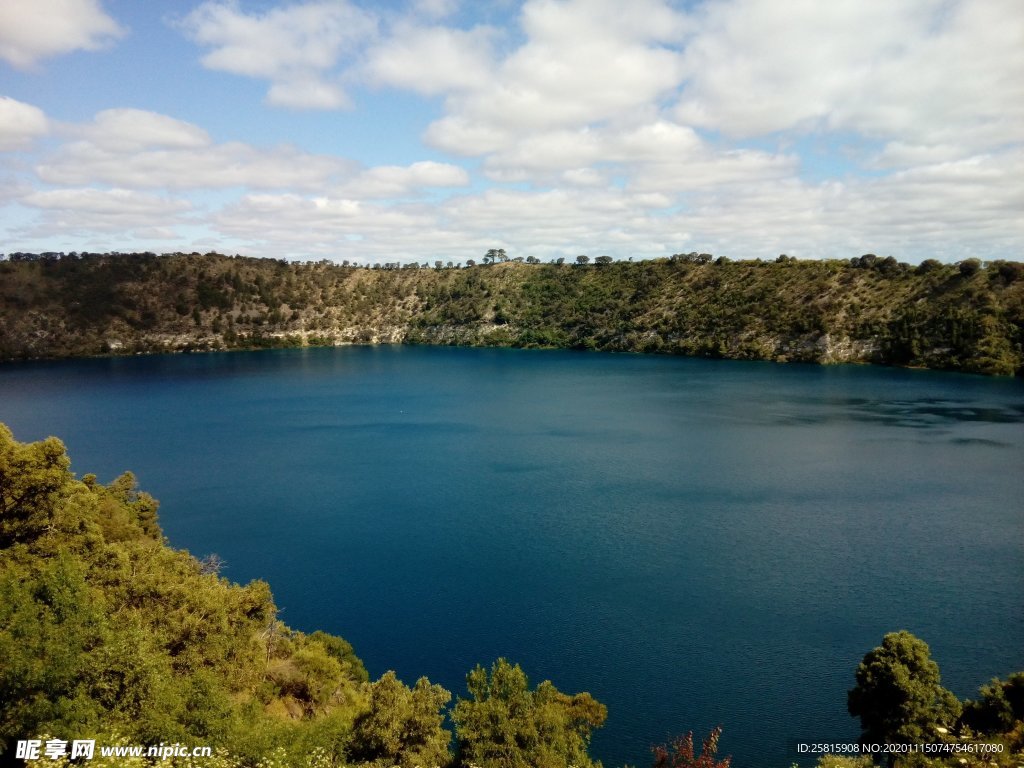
[763,396,1024,431]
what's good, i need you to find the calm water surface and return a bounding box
[2,346,1022,767]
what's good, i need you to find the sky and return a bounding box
[0,0,1022,265]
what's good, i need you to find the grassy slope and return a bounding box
[1,253,1022,375]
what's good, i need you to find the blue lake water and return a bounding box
[1,345,1022,767]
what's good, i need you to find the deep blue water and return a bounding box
[1,346,1022,767]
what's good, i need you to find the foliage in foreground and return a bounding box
[652,726,730,768]
[0,424,604,767]
[451,658,607,768]
[848,631,962,746]
[846,633,1024,767]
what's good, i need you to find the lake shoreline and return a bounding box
[0,335,1005,380]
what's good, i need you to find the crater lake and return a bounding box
[1,345,1021,767]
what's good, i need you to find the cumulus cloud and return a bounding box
[211,193,446,260]
[14,106,477,256]
[37,108,354,190]
[7,1,1021,263]
[337,161,470,198]
[38,140,354,190]
[74,109,211,152]
[363,23,496,95]
[266,76,349,110]
[21,187,193,236]
[180,0,377,110]
[195,145,1023,264]
[0,96,49,151]
[477,119,795,191]
[405,0,1020,185]
[425,0,687,152]
[674,0,1024,155]
[0,0,123,69]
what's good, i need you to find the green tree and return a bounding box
[847,631,961,753]
[0,424,73,548]
[958,258,982,277]
[961,672,1024,735]
[0,553,109,752]
[350,671,452,768]
[451,658,606,768]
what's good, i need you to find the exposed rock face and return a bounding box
[813,333,880,364]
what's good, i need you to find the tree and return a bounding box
[961,672,1024,734]
[847,631,961,752]
[351,671,451,768]
[594,256,613,266]
[451,658,606,768]
[484,248,508,265]
[576,255,590,265]
[958,258,982,277]
[0,424,74,549]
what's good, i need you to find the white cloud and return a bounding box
[75,109,211,152]
[833,0,1024,153]
[0,96,49,151]
[338,161,470,198]
[561,168,606,187]
[210,193,444,260]
[21,187,193,236]
[665,149,1024,260]
[38,140,354,190]
[477,119,795,191]
[364,23,496,95]
[25,187,191,215]
[266,76,349,110]
[674,0,1024,155]
[0,0,123,69]
[37,108,354,190]
[6,1,1021,264]
[180,0,377,110]
[426,0,687,150]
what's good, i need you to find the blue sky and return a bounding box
[1,0,1021,264]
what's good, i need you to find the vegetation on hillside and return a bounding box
[1,251,1022,375]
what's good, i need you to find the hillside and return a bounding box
[1,252,1022,375]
